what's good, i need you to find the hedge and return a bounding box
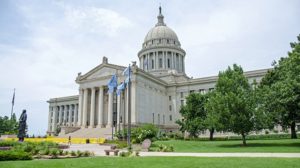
[0,150,32,161]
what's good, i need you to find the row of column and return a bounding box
[78,86,124,128]
[140,51,185,73]
[50,104,78,132]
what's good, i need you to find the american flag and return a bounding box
[12,89,15,106]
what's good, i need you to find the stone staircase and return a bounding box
[58,127,114,139]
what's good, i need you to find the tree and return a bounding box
[259,34,300,139]
[0,113,18,135]
[208,64,266,145]
[176,93,208,138]
[205,92,223,141]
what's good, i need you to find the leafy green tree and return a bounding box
[176,93,208,138]
[208,64,267,145]
[205,92,223,140]
[0,113,18,135]
[259,34,300,139]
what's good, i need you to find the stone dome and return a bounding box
[144,26,179,43]
[138,6,186,77]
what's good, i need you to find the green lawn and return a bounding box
[1,157,300,168]
[151,139,300,153]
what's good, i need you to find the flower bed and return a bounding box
[4,137,106,144]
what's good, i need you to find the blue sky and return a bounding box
[0,0,299,135]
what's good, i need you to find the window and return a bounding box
[209,88,215,92]
[163,115,165,124]
[169,115,172,121]
[167,39,169,43]
[169,105,172,111]
[167,59,170,68]
[181,100,184,107]
[190,90,195,94]
[159,39,161,43]
[151,40,153,44]
[159,58,162,68]
[180,92,184,98]
[199,89,205,94]
[169,96,171,101]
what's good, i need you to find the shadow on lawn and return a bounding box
[218,142,300,148]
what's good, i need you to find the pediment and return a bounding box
[78,63,125,82]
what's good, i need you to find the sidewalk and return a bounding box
[64,144,300,158]
[139,152,300,158]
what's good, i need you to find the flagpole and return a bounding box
[127,64,132,150]
[11,88,15,119]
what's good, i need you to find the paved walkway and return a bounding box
[139,152,300,158]
[64,144,113,156]
[64,144,300,158]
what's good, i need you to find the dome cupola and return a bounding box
[138,6,186,76]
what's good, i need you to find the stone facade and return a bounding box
[47,7,270,137]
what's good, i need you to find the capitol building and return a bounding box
[47,7,268,137]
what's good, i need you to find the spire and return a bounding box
[156,5,166,26]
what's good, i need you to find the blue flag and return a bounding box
[107,74,118,93]
[116,82,125,96]
[123,66,131,85]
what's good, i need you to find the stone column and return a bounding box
[89,87,96,128]
[154,52,157,69]
[183,56,185,73]
[141,56,144,70]
[172,52,175,69]
[178,54,182,72]
[68,105,72,126]
[74,104,78,126]
[48,106,52,132]
[107,91,113,128]
[64,105,68,126]
[59,105,63,125]
[97,86,104,128]
[77,89,83,126]
[52,106,58,133]
[82,88,88,127]
[163,51,166,69]
[146,54,149,71]
[117,94,121,129]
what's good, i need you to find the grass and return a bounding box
[151,139,300,153]
[1,157,300,168]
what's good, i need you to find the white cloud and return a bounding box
[64,6,134,37]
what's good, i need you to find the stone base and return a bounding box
[97,125,104,128]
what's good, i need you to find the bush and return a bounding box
[0,150,32,161]
[0,141,19,147]
[76,150,83,157]
[70,150,76,156]
[105,140,128,149]
[116,124,159,143]
[83,151,91,157]
[63,150,69,156]
[38,149,50,155]
[119,151,139,157]
[49,148,59,158]
[156,144,174,152]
